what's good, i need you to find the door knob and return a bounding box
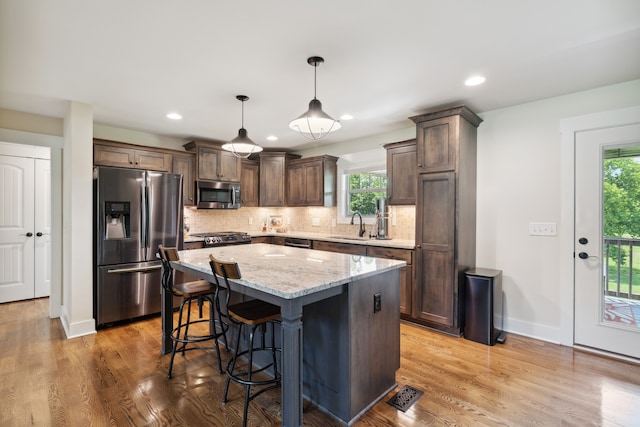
[578,252,589,259]
[23,232,33,237]
[578,237,588,245]
[36,232,43,237]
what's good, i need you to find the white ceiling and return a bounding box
[1,0,639,151]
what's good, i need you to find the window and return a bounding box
[346,170,386,216]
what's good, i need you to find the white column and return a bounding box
[60,101,96,338]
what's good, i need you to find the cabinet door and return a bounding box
[367,246,413,315]
[386,142,416,205]
[416,116,456,173]
[134,149,171,172]
[287,163,306,206]
[197,146,221,181]
[173,155,195,206]
[219,150,241,182]
[241,160,259,207]
[260,155,286,206]
[414,172,455,326]
[304,162,324,205]
[94,144,135,168]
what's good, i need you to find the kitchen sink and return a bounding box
[328,236,370,241]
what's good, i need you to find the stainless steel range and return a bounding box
[189,231,252,247]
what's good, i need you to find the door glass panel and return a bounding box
[602,146,640,330]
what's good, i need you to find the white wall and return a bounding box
[476,79,640,343]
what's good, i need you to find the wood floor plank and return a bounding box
[1,298,639,426]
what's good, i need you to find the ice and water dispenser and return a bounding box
[104,201,130,239]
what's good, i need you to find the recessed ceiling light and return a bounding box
[166,112,182,120]
[464,76,486,86]
[267,135,278,141]
[340,114,354,121]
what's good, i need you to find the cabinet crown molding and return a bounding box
[409,105,483,128]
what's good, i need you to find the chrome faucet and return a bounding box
[350,212,366,238]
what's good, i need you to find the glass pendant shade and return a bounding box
[289,56,341,140]
[222,95,263,158]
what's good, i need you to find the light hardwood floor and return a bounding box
[1,298,639,426]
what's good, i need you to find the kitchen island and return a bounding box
[163,243,405,426]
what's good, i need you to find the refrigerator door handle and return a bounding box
[107,265,162,274]
[141,176,149,258]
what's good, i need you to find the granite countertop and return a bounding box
[185,231,415,249]
[177,243,406,299]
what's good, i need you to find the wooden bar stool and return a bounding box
[209,255,281,427]
[158,245,229,378]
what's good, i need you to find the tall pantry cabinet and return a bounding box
[409,106,482,336]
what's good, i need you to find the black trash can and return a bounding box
[464,268,506,345]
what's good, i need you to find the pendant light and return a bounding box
[289,56,341,140]
[222,95,263,158]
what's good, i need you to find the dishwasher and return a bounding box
[284,237,312,249]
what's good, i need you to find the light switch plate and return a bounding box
[312,217,320,226]
[529,222,557,236]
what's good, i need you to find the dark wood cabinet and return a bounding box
[313,240,367,256]
[184,140,241,182]
[251,236,272,244]
[384,139,416,205]
[259,152,300,207]
[409,106,482,336]
[172,154,195,206]
[287,155,338,207]
[366,246,414,316]
[94,140,172,172]
[240,159,259,207]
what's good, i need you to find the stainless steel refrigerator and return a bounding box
[94,166,183,327]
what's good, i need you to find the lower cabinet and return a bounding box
[251,236,285,245]
[313,240,413,315]
[313,240,367,256]
[367,246,413,316]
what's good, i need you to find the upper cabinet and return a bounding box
[384,139,416,205]
[287,155,338,207]
[94,139,172,172]
[413,107,483,174]
[240,159,260,207]
[259,152,300,207]
[172,154,196,206]
[184,140,241,182]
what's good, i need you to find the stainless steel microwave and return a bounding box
[195,181,241,209]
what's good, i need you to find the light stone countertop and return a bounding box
[185,231,415,250]
[177,243,406,299]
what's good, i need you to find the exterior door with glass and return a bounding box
[575,122,640,359]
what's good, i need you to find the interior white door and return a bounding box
[575,123,640,359]
[34,158,51,298]
[0,155,36,303]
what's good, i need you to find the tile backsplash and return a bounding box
[184,205,416,240]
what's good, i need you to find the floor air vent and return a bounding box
[386,385,423,412]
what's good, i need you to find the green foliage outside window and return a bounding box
[347,172,386,216]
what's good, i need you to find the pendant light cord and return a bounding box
[313,62,317,100]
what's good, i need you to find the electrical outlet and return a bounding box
[249,217,253,225]
[331,218,337,228]
[529,222,557,236]
[312,217,320,226]
[373,293,381,313]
